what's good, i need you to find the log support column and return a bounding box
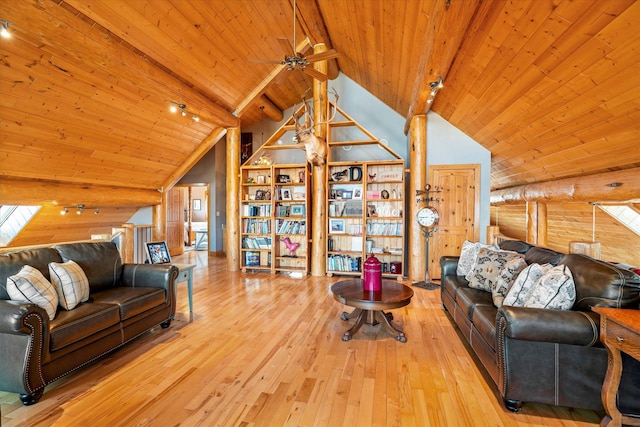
[311,43,328,276]
[226,127,241,271]
[408,115,427,282]
[121,223,135,263]
[152,191,167,242]
[527,202,547,246]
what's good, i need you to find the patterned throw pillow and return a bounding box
[49,260,90,310]
[491,257,528,307]
[503,263,553,307]
[467,248,525,292]
[7,265,59,320]
[457,240,498,278]
[523,265,576,309]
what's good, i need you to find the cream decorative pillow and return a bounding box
[49,260,90,310]
[467,248,525,292]
[457,240,498,278]
[7,265,59,320]
[523,265,576,309]
[491,257,528,307]
[503,263,553,307]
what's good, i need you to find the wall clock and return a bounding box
[416,206,439,228]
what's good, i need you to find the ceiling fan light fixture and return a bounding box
[0,20,11,39]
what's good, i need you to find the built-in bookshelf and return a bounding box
[327,160,405,279]
[240,164,310,274]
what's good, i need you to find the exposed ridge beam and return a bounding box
[295,0,339,80]
[491,168,640,205]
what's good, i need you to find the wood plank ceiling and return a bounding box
[1,0,639,197]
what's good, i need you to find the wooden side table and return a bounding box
[593,307,640,427]
[172,263,196,319]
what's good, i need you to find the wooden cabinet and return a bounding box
[240,164,310,275]
[327,160,405,279]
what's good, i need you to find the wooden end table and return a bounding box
[592,307,640,427]
[331,279,414,343]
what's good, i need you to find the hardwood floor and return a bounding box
[0,251,603,426]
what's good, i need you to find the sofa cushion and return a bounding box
[561,253,640,310]
[492,257,528,307]
[49,302,121,351]
[49,260,90,310]
[455,286,494,320]
[91,287,166,320]
[54,242,123,293]
[503,263,553,307]
[523,265,576,310]
[0,248,62,300]
[498,240,534,254]
[7,265,59,320]
[467,248,525,292]
[525,247,564,266]
[472,304,499,350]
[457,240,497,277]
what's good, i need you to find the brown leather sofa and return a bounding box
[0,241,178,405]
[440,240,640,413]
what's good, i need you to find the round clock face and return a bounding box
[417,206,439,227]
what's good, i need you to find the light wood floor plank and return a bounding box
[0,251,603,426]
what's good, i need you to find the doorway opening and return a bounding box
[183,184,209,251]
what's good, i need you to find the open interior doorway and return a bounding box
[183,184,209,251]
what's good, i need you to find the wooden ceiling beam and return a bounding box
[296,0,339,80]
[162,127,228,191]
[490,168,640,205]
[403,0,482,134]
[0,177,162,207]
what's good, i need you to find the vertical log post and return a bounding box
[487,225,501,245]
[311,43,328,276]
[152,191,167,242]
[226,127,241,271]
[408,115,427,282]
[121,223,135,263]
[527,202,547,245]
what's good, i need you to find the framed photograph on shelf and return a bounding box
[255,190,265,200]
[277,174,290,183]
[329,218,346,234]
[353,188,362,199]
[281,189,292,200]
[342,191,353,200]
[256,175,265,184]
[290,205,305,216]
[145,241,171,264]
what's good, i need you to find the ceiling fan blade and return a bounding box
[277,37,295,55]
[305,49,339,63]
[303,66,328,82]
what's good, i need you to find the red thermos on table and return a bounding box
[363,255,382,291]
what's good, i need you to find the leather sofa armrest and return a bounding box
[440,256,460,278]
[121,264,178,292]
[497,305,600,347]
[0,300,48,395]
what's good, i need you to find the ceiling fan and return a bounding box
[251,0,338,82]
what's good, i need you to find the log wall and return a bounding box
[491,203,640,266]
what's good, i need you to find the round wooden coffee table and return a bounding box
[331,279,414,342]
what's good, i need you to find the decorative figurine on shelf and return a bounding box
[280,237,300,257]
[253,155,272,165]
[368,172,376,182]
[331,169,349,182]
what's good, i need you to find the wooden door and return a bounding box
[427,164,480,280]
[166,186,186,256]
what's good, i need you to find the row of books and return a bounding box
[276,220,306,235]
[242,204,271,217]
[242,237,272,250]
[327,255,362,272]
[244,251,271,267]
[243,219,271,234]
[366,222,403,236]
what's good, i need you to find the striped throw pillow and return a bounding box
[49,260,90,310]
[7,265,59,320]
